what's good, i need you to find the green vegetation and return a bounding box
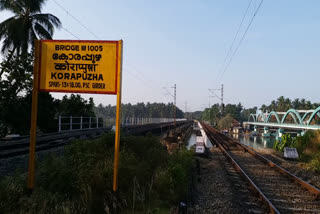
[260,96,320,113]
[0,53,97,137]
[273,134,297,152]
[0,134,193,213]
[201,103,256,125]
[0,0,61,55]
[95,102,184,120]
[273,131,320,172]
[201,96,320,127]
[218,114,234,130]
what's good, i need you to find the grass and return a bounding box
[0,133,194,213]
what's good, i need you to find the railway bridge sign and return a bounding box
[28,40,123,192]
[38,40,121,94]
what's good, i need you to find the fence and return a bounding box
[119,117,186,126]
[58,116,187,132]
[58,116,104,132]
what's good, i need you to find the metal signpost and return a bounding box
[27,40,123,192]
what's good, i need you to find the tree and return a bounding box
[218,114,234,130]
[59,94,96,117]
[260,104,267,113]
[224,103,242,121]
[292,98,300,109]
[0,52,33,136]
[240,107,257,122]
[0,51,59,135]
[94,102,184,120]
[0,0,61,55]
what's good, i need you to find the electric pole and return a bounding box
[221,84,224,115]
[185,101,188,119]
[209,84,224,117]
[209,100,211,123]
[163,84,177,127]
[172,84,176,127]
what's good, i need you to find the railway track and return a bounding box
[194,151,268,213]
[202,123,320,214]
[0,128,110,159]
[0,121,191,159]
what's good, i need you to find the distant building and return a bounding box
[232,119,241,128]
[231,120,243,133]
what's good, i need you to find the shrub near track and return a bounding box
[273,130,320,173]
[0,133,193,214]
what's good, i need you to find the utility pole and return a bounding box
[209,100,211,123]
[209,84,224,117]
[185,101,188,119]
[221,84,224,115]
[163,84,177,127]
[172,84,176,127]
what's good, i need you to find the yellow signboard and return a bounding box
[38,40,121,94]
[27,40,123,192]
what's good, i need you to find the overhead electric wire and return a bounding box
[49,0,180,105]
[51,0,100,39]
[218,0,253,72]
[51,0,168,93]
[60,26,80,39]
[217,0,264,83]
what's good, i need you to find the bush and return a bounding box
[154,149,193,203]
[308,153,320,173]
[0,133,193,213]
[273,131,320,173]
[273,134,297,152]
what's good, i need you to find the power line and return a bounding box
[51,0,100,39]
[60,26,80,39]
[124,61,165,90]
[51,0,177,104]
[52,0,168,94]
[216,0,253,79]
[217,0,264,83]
[125,68,164,92]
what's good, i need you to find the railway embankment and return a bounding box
[192,149,265,213]
[0,131,194,213]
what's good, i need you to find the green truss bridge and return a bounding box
[243,107,320,131]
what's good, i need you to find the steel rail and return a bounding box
[202,123,280,214]
[0,128,110,159]
[222,132,320,198]
[0,121,191,159]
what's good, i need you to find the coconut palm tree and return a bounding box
[0,0,61,55]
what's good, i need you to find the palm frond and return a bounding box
[0,17,25,54]
[1,37,15,54]
[0,0,60,54]
[0,0,24,14]
[33,13,61,29]
[0,16,17,40]
[29,0,46,13]
[34,22,52,39]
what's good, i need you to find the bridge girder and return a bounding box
[249,113,256,122]
[266,111,280,123]
[247,108,320,128]
[307,106,320,125]
[256,112,267,123]
[281,109,303,124]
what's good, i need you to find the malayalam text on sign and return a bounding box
[38,40,121,94]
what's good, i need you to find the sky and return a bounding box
[1,0,320,111]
